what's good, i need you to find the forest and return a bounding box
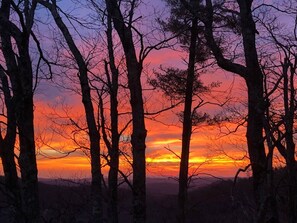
[0,0,297,222]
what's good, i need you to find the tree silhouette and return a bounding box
[105,1,147,222]
[177,0,268,220]
[0,1,40,221]
[38,1,104,222]
[0,67,21,222]
[260,10,297,221]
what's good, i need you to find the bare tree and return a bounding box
[260,12,297,221]
[105,1,147,222]
[177,0,269,220]
[0,0,40,221]
[0,68,21,222]
[37,1,103,222]
[102,12,121,223]
[178,13,200,221]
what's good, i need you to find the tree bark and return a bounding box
[105,1,147,222]
[178,16,198,223]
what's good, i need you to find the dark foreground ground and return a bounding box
[1,175,290,222]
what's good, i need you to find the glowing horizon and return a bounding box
[28,68,250,180]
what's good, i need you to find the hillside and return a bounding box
[0,177,257,222]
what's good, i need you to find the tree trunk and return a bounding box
[0,69,22,222]
[105,1,147,222]
[263,78,279,223]
[38,2,104,222]
[283,59,297,223]
[0,147,23,222]
[128,55,146,223]
[202,0,268,219]
[16,43,40,223]
[238,1,267,221]
[246,80,267,222]
[106,13,120,223]
[90,136,103,223]
[17,96,40,223]
[286,154,296,223]
[0,1,40,221]
[178,16,198,223]
[0,146,21,214]
[108,131,119,223]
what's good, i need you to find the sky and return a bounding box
[3,0,288,180]
[32,46,250,179]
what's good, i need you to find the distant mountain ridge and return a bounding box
[0,176,258,222]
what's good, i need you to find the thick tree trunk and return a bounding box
[245,80,267,222]
[105,1,147,222]
[18,98,39,223]
[127,56,147,223]
[17,45,40,223]
[178,16,198,223]
[238,1,267,221]
[202,0,268,219]
[130,80,147,223]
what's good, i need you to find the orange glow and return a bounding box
[151,139,181,146]
[0,48,251,180]
[32,96,250,179]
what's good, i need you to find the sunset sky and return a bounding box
[1,0,278,180]
[2,2,297,223]
[31,45,251,179]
